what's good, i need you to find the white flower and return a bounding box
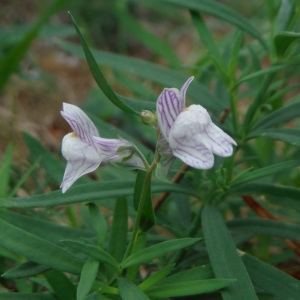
[156,77,237,171]
[60,103,143,193]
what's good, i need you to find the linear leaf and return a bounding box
[250,101,300,135]
[0,180,197,208]
[57,40,221,113]
[162,0,267,50]
[44,269,76,300]
[146,279,235,298]
[77,257,100,300]
[0,293,56,300]
[2,261,50,279]
[62,240,119,270]
[108,198,128,263]
[227,218,300,240]
[118,278,149,300]
[230,160,300,187]
[0,210,93,244]
[275,31,300,56]
[122,238,200,268]
[257,128,300,146]
[242,252,300,299]
[230,182,300,211]
[69,12,136,114]
[0,217,83,274]
[202,205,258,300]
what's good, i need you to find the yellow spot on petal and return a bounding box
[70,132,77,138]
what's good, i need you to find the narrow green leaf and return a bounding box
[146,279,235,298]
[77,257,100,300]
[0,180,197,209]
[0,210,93,245]
[250,100,300,135]
[118,278,149,300]
[227,218,300,240]
[230,160,300,187]
[0,217,83,274]
[57,40,221,113]
[275,31,300,56]
[162,0,267,50]
[230,182,300,211]
[0,144,13,198]
[157,265,214,285]
[108,197,128,263]
[44,269,76,300]
[139,264,175,291]
[2,261,50,279]
[190,11,228,83]
[228,31,243,79]
[202,205,258,300]
[122,238,200,268]
[117,11,180,67]
[68,12,135,114]
[62,240,119,270]
[133,171,156,232]
[0,293,56,300]
[242,252,300,299]
[236,64,293,86]
[88,203,108,246]
[258,128,300,146]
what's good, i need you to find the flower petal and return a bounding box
[179,76,194,107]
[156,87,182,139]
[61,133,102,193]
[61,103,99,147]
[172,144,214,169]
[202,122,237,157]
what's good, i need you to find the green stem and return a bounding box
[122,150,159,262]
[229,82,239,134]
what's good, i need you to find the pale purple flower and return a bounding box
[60,103,143,193]
[156,77,237,171]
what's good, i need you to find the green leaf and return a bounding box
[2,261,50,279]
[77,257,100,300]
[236,64,293,86]
[0,293,56,300]
[68,12,136,114]
[242,252,300,299]
[0,0,71,92]
[230,182,300,211]
[88,203,108,246]
[202,205,258,300]
[230,160,300,187]
[117,10,180,67]
[249,100,300,136]
[146,279,235,298]
[57,40,221,113]
[0,144,13,198]
[44,269,76,300]
[0,217,83,274]
[162,0,267,50]
[190,11,228,84]
[118,278,149,300]
[275,31,300,56]
[139,264,175,291]
[62,240,119,270]
[0,210,93,245]
[157,265,214,285]
[258,128,300,146]
[108,197,128,263]
[227,218,300,240]
[133,170,156,232]
[122,238,200,268]
[0,180,197,208]
[274,0,295,33]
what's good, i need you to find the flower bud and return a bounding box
[140,110,156,125]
